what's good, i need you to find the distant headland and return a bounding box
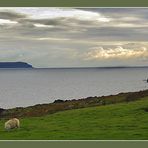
[0,62,33,68]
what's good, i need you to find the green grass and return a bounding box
[1,97,148,140]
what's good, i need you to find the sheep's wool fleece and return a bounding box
[5,118,20,130]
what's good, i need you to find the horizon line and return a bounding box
[33,66,148,69]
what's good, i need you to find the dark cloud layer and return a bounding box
[0,11,27,21]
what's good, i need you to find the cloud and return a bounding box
[33,23,55,28]
[0,8,112,33]
[37,37,70,41]
[0,19,18,25]
[0,11,27,20]
[1,8,148,42]
[0,8,110,23]
[85,46,148,60]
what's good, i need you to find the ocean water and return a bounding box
[0,67,148,109]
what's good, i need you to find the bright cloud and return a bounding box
[0,8,110,22]
[85,46,148,60]
[38,37,70,41]
[34,24,55,28]
[0,19,18,24]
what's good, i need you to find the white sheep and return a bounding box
[5,118,20,130]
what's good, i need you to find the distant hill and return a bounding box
[0,62,33,68]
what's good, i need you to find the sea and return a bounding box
[0,67,148,109]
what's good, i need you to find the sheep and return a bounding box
[4,118,20,130]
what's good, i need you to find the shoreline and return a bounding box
[1,89,148,118]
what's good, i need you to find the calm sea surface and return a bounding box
[0,68,148,109]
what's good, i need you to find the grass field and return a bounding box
[1,97,148,140]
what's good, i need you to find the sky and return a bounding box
[0,8,148,67]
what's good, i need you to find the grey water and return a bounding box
[0,67,148,109]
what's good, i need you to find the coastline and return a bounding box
[1,89,148,119]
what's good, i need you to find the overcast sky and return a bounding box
[0,8,148,67]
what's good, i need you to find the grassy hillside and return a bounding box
[1,97,148,140]
[1,89,148,118]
